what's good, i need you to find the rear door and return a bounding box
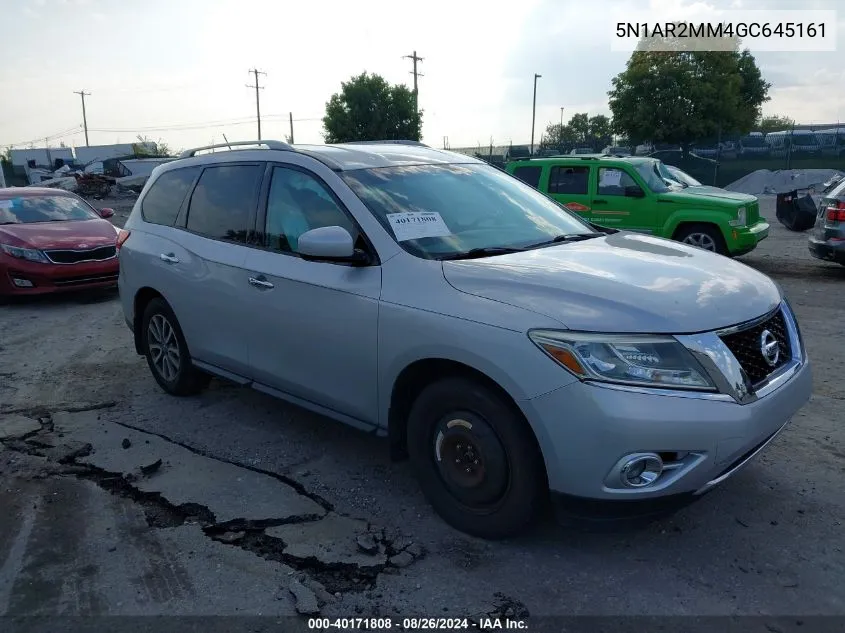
[167,162,264,377]
[589,166,656,233]
[546,164,593,219]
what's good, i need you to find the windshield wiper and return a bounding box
[524,233,604,249]
[438,246,525,261]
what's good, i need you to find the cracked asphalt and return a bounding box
[0,196,843,619]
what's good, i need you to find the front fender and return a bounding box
[662,209,734,241]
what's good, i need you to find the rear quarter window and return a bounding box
[512,166,542,188]
[141,167,201,226]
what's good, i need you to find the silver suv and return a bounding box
[118,140,812,538]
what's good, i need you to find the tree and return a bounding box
[540,113,614,152]
[323,72,422,143]
[608,30,770,154]
[134,134,172,157]
[757,115,795,134]
[588,115,613,149]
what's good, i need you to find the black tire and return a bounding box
[674,223,729,256]
[141,298,210,396]
[407,377,546,539]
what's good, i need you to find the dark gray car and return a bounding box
[808,177,845,265]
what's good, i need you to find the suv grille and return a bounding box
[45,246,116,264]
[720,310,791,386]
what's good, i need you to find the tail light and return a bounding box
[826,202,845,223]
[116,229,131,250]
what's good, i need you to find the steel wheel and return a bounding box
[682,232,717,251]
[147,313,181,382]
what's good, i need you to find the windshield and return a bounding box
[0,195,99,224]
[341,163,595,259]
[655,162,701,187]
[633,161,670,193]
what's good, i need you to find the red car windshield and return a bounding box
[0,195,99,224]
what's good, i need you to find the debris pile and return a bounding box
[726,169,845,195]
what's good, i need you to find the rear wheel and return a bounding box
[675,223,728,255]
[407,377,546,539]
[141,298,210,396]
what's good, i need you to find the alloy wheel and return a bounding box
[147,313,181,382]
[682,232,717,251]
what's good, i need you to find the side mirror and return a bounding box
[99,207,115,219]
[297,226,369,265]
[624,186,645,198]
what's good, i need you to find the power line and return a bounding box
[3,125,82,149]
[247,68,266,140]
[73,90,91,147]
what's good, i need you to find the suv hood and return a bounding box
[442,232,781,333]
[660,189,757,205]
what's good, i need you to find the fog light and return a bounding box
[620,453,664,488]
[12,278,34,288]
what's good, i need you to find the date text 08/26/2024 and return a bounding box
[307,617,529,630]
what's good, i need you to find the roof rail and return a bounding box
[178,140,292,158]
[339,140,430,148]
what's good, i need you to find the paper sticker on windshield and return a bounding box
[386,212,452,241]
[599,169,622,187]
[0,200,13,209]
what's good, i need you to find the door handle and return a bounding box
[248,276,275,290]
[159,253,180,264]
[593,199,608,205]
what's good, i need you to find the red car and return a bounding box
[0,188,120,297]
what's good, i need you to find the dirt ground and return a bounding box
[1,196,843,624]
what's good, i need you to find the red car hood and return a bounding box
[0,220,118,250]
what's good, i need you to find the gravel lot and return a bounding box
[1,195,843,619]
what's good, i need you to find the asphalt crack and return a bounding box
[2,411,422,596]
[110,418,335,513]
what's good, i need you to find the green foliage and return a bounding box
[608,35,770,150]
[757,115,795,134]
[134,135,172,157]
[1,146,11,163]
[322,72,422,143]
[540,113,613,151]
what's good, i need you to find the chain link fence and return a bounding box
[450,124,845,188]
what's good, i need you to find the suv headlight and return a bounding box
[0,244,50,263]
[529,330,715,391]
[729,207,747,227]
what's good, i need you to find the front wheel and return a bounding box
[407,377,546,539]
[675,224,729,256]
[141,298,210,396]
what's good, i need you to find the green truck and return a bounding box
[506,155,769,256]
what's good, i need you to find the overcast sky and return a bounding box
[0,0,842,153]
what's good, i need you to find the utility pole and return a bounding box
[560,107,564,128]
[74,90,91,146]
[403,51,424,138]
[530,74,541,156]
[246,68,266,140]
[289,112,295,144]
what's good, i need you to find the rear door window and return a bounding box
[512,166,542,188]
[185,165,263,243]
[141,167,200,226]
[549,166,589,194]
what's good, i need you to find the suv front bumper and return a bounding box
[731,220,769,255]
[520,302,812,522]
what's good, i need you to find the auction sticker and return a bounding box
[386,211,451,241]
